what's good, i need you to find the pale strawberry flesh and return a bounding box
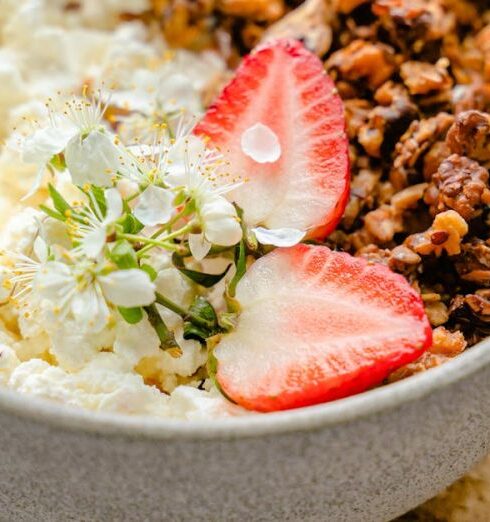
[215,245,432,412]
[195,39,350,238]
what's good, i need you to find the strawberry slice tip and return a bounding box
[215,244,432,412]
[195,38,350,239]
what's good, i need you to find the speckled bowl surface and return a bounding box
[1,338,489,522]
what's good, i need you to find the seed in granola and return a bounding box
[430,230,449,245]
[405,210,468,256]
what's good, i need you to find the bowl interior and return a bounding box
[1,336,489,440]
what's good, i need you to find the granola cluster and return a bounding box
[151,0,490,372]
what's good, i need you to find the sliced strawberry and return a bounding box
[194,39,349,239]
[215,244,432,412]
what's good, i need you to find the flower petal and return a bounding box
[65,131,120,187]
[188,233,211,261]
[252,227,306,247]
[81,228,107,259]
[240,123,281,164]
[34,262,75,302]
[104,188,123,223]
[71,285,110,332]
[99,269,156,307]
[33,236,48,263]
[22,126,75,165]
[134,185,174,226]
[21,165,46,201]
[200,196,242,246]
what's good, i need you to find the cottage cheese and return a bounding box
[0,0,245,419]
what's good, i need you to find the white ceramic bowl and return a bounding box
[1,339,489,521]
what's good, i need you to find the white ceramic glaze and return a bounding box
[1,339,489,521]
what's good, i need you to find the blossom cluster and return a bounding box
[1,89,253,358]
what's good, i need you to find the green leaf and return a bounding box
[110,240,138,269]
[190,296,218,324]
[183,322,211,342]
[89,186,107,217]
[39,204,66,222]
[119,213,144,235]
[172,253,231,288]
[48,183,71,217]
[227,239,246,298]
[183,296,221,342]
[118,306,144,324]
[141,264,158,281]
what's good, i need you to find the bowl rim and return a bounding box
[1,337,489,441]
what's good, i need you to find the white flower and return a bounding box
[69,188,123,259]
[108,71,201,116]
[64,130,120,187]
[188,233,212,262]
[241,123,281,164]
[252,227,306,247]
[33,260,156,332]
[133,184,174,227]
[164,133,209,188]
[17,96,122,194]
[189,195,242,261]
[160,133,243,260]
[196,195,242,261]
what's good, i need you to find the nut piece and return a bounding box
[390,113,454,190]
[430,326,467,356]
[455,240,490,286]
[217,0,285,21]
[425,154,490,221]
[391,183,428,211]
[446,110,490,162]
[400,60,452,96]
[358,87,418,158]
[326,40,396,90]
[388,326,466,382]
[363,204,403,243]
[373,0,455,45]
[262,0,334,56]
[334,0,369,14]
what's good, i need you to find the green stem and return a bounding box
[155,292,212,330]
[144,304,178,350]
[135,223,192,258]
[118,233,180,252]
[125,191,141,204]
[227,239,246,298]
[151,206,190,239]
